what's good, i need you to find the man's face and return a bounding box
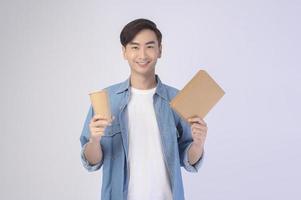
[122,29,162,77]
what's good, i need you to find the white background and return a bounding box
[1,0,300,199]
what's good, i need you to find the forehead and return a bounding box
[130,29,158,44]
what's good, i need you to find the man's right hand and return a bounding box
[89,115,114,143]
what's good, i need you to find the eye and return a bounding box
[131,46,138,50]
[147,46,154,48]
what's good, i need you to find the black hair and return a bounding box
[120,18,162,47]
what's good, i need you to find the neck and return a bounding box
[130,72,157,90]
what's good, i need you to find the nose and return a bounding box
[138,47,147,60]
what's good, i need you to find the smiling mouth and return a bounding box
[136,61,150,67]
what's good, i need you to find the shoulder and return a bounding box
[162,83,180,100]
[104,82,124,94]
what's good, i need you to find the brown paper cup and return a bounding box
[89,90,112,119]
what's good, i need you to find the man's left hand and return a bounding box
[188,116,208,148]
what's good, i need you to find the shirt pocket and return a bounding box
[100,123,123,160]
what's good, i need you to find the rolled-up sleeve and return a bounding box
[80,106,103,172]
[81,143,102,172]
[183,143,205,172]
[177,117,205,172]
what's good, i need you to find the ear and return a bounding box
[122,46,127,60]
[158,44,162,58]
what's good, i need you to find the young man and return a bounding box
[80,18,208,200]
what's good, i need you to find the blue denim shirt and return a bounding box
[80,75,204,200]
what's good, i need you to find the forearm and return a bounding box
[188,142,204,165]
[84,139,103,165]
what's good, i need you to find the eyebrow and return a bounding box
[129,41,156,45]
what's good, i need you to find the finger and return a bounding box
[94,131,104,135]
[192,132,204,140]
[92,131,104,137]
[191,125,208,133]
[192,128,206,135]
[93,120,112,127]
[188,117,206,126]
[92,115,108,122]
[91,127,105,133]
[191,127,207,134]
[191,127,207,135]
[193,131,204,137]
[92,115,115,124]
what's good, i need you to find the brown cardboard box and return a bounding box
[170,70,225,121]
[89,90,112,119]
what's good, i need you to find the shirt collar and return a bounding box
[116,74,168,101]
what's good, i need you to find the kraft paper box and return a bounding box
[89,90,112,119]
[170,70,225,121]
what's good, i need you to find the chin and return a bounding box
[132,67,155,77]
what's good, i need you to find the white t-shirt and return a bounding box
[127,86,172,200]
